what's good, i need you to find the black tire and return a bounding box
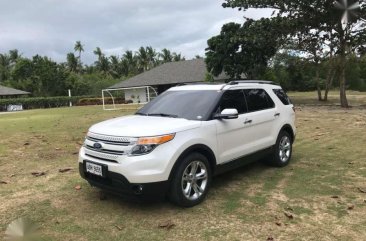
[266,131,293,167]
[169,152,212,207]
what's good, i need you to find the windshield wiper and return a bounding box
[148,113,179,118]
[135,112,147,116]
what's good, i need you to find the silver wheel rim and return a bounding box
[279,136,291,163]
[181,161,208,201]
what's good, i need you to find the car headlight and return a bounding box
[129,133,175,156]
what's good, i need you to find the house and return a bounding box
[0,85,30,99]
[108,59,230,103]
[0,85,30,111]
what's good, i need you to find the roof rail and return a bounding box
[228,80,277,85]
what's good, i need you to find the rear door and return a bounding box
[241,88,278,152]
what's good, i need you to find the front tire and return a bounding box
[169,152,211,207]
[268,131,293,167]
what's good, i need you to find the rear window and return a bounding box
[243,89,275,112]
[273,89,292,105]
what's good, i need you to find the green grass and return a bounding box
[1,102,366,240]
[288,90,366,106]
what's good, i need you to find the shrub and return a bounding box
[0,96,94,111]
[76,97,125,106]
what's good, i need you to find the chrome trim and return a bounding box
[87,132,137,144]
[84,148,119,162]
[85,145,125,155]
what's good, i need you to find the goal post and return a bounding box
[102,86,158,111]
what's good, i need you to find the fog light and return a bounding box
[133,185,143,195]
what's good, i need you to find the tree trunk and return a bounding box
[324,70,335,102]
[316,69,323,101]
[339,65,349,108]
[339,29,349,108]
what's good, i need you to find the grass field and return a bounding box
[288,90,366,107]
[1,94,366,240]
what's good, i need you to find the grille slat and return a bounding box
[85,133,136,163]
[86,136,131,146]
[85,145,125,155]
[87,132,137,143]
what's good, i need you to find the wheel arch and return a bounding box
[279,124,295,143]
[168,144,217,181]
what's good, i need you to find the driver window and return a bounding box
[217,90,247,114]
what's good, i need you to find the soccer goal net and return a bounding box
[102,86,158,111]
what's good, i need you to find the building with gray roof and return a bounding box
[109,59,229,94]
[0,85,30,99]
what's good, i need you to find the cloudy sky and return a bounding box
[0,0,271,64]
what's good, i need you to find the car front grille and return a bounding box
[84,132,137,163]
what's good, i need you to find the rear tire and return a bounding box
[267,131,293,167]
[169,152,211,207]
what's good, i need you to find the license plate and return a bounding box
[85,162,104,177]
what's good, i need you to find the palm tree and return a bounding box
[0,53,11,83]
[93,47,103,60]
[159,48,173,63]
[172,53,185,62]
[146,46,158,69]
[136,47,149,72]
[93,47,104,70]
[97,55,110,74]
[66,53,78,72]
[123,50,137,75]
[109,55,121,78]
[74,41,84,70]
[9,49,21,64]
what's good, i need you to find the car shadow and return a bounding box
[89,159,274,211]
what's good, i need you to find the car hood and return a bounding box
[89,115,201,137]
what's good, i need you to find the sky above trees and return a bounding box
[0,0,272,64]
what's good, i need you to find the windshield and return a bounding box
[136,90,220,121]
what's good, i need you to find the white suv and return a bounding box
[78,81,296,207]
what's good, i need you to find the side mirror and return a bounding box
[214,109,239,120]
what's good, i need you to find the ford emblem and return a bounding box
[93,142,103,149]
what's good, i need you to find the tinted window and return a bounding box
[273,89,292,105]
[243,89,275,112]
[136,90,219,121]
[217,90,247,114]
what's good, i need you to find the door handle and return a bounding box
[244,119,252,124]
[274,113,280,117]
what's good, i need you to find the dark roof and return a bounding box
[0,85,30,96]
[109,59,229,89]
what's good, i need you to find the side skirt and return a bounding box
[214,146,274,176]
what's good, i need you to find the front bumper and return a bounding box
[79,163,169,201]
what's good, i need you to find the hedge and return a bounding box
[77,97,126,106]
[0,96,95,110]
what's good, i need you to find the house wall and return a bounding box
[124,88,148,104]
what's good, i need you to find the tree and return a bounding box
[159,48,173,63]
[146,46,158,68]
[74,41,84,71]
[221,0,366,107]
[136,47,149,71]
[93,47,103,60]
[9,49,21,64]
[109,55,124,78]
[206,18,284,79]
[66,52,78,72]
[0,53,11,83]
[173,53,185,61]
